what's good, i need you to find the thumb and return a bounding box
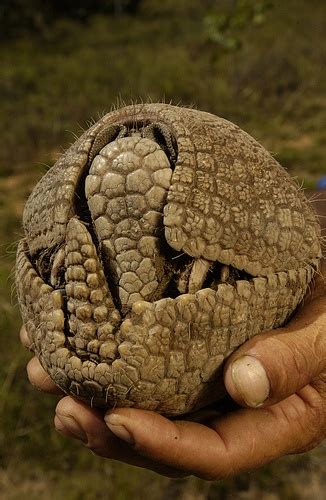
[224,289,326,408]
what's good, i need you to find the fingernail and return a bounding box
[231,355,270,407]
[55,414,88,443]
[105,413,134,445]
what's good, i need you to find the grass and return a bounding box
[0,0,325,498]
[1,1,325,182]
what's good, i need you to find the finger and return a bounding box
[54,397,187,478]
[103,383,325,480]
[224,290,326,408]
[27,357,63,395]
[20,325,33,349]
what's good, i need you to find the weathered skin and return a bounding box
[16,103,321,416]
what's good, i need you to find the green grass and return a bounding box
[0,0,325,498]
[1,0,325,182]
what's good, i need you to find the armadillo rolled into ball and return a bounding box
[16,103,321,416]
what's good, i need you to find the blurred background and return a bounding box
[0,0,325,498]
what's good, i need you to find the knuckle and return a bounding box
[297,426,325,453]
[264,337,303,393]
[309,394,326,435]
[267,386,325,455]
[306,412,325,447]
[306,376,326,428]
[297,389,326,452]
[291,342,311,379]
[312,330,326,372]
[268,333,320,394]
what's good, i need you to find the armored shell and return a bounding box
[16,103,321,416]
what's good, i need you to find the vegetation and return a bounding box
[0,0,325,498]
[0,0,141,38]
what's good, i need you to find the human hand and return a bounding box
[21,261,326,479]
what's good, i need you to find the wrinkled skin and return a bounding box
[22,262,325,479]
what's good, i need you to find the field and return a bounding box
[0,1,325,498]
